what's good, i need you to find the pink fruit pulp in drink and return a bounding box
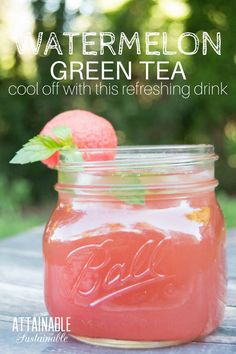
[43,191,226,342]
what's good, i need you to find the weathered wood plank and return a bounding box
[226,230,236,280]
[0,227,235,353]
[0,310,235,345]
[0,226,44,252]
[0,320,235,354]
[1,248,235,300]
[199,326,236,344]
[0,267,42,289]
[1,280,235,329]
[227,229,236,245]
[0,227,235,284]
[0,283,45,317]
[0,314,236,354]
[0,290,235,346]
[1,225,235,254]
[227,280,236,307]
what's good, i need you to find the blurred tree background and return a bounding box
[0,0,236,237]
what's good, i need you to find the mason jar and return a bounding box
[43,145,226,348]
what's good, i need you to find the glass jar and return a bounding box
[43,145,226,349]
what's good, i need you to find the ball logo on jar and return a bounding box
[61,237,176,307]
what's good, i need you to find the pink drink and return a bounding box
[43,146,226,347]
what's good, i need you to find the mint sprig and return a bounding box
[10,127,146,205]
[51,126,73,145]
[10,126,75,165]
[109,172,145,205]
[110,188,145,205]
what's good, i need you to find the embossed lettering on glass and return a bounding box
[43,145,226,348]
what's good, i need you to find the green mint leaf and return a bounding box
[10,126,75,165]
[10,135,61,164]
[109,172,145,205]
[52,126,73,146]
[109,189,145,205]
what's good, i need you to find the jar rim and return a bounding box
[57,145,218,197]
[58,144,217,170]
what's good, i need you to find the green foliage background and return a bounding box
[0,0,235,236]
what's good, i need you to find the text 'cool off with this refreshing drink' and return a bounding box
[43,145,226,348]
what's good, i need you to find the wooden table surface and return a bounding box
[0,226,235,354]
